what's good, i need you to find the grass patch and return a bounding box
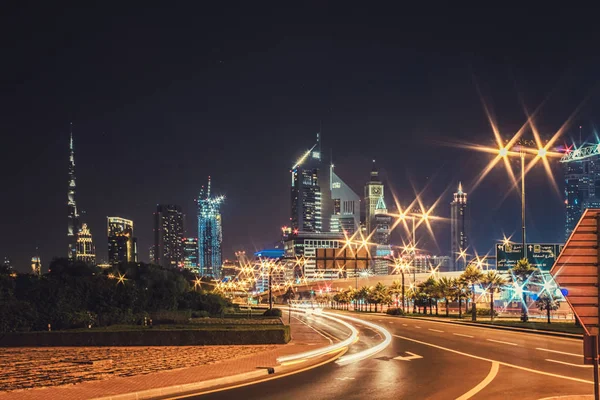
[468,320,583,335]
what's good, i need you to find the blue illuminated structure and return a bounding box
[198,176,225,278]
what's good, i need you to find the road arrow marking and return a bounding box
[393,351,423,361]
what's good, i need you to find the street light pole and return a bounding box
[412,215,416,282]
[521,148,527,260]
[401,267,406,313]
[268,262,273,310]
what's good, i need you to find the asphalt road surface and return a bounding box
[181,311,593,400]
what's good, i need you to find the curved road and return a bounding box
[178,311,593,400]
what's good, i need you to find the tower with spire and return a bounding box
[364,160,384,234]
[198,176,225,277]
[450,182,469,271]
[67,123,80,260]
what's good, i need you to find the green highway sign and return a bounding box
[496,242,563,271]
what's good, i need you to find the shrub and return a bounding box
[386,308,405,316]
[151,310,192,325]
[475,308,498,317]
[263,308,282,317]
[191,310,210,318]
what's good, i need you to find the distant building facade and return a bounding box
[198,177,224,277]
[182,237,199,271]
[154,204,185,268]
[107,217,138,264]
[330,165,360,234]
[450,182,468,271]
[76,223,96,264]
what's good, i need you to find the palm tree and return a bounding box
[455,277,471,319]
[421,277,439,315]
[461,265,484,321]
[347,287,358,311]
[512,258,538,322]
[358,286,370,312]
[481,271,507,321]
[374,282,389,313]
[389,280,403,310]
[437,277,454,317]
[536,293,560,324]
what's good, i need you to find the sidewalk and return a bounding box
[0,316,332,400]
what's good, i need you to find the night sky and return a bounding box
[2,4,600,272]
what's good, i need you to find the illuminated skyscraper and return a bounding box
[76,223,96,264]
[31,255,41,276]
[182,237,199,271]
[561,143,600,240]
[364,161,384,234]
[67,123,80,260]
[154,204,185,268]
[450,182,468,271]
[373,196,392,275]
[290,133,332,233]
[107,217,138,264]
[198,177,224,277]
[330,165,360,234]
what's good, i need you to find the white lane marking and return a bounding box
[394,351,423,361]
[545,359,593,368]
[428,328,444,333]
[415,326,422,329]
[392,334,594,385]
[402,324,408,326]
[335,377,355,380]
[453,333,474,338]
[536,348,580,358]
[486,339,518,346]
[456,362,499,400]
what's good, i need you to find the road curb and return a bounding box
[91,349,342,400]
[91,368,270,400]
[399,315,583,339]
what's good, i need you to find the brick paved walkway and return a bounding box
[0,315,330,400]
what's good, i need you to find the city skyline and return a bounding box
[2,6,597,272]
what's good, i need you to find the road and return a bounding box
[179,311,593,400]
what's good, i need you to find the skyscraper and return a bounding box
[330,165,360,234]
[364,160,384,234]
[561,143,600,240]
[107,217,138,264]
[450,182,468,271]
[372,196,392,275]
[76,223,96,264]
[31,255,41,276]
[154,204,185,268]
[67,123,80,260]
[182,237,199,271]
[290,133,332,233]
[198,177,224,277]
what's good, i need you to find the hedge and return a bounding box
[0,325,290,347]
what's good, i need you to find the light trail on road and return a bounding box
[327,312,393,366]
[276,308,358,364]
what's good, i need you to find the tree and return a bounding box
[512,258,538,322]
[371,282,389,313]
[455,277,471,319]
[389,280,403,310]
[358,286,370,312]
[461,265,483,321]
[437,277,454,317]
[481,271,507,321]
[536,293,560,324]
